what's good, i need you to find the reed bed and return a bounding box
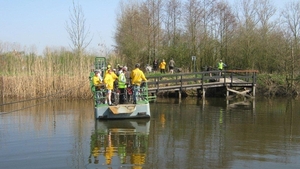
[1,75,93,99]
[0,50,96,99]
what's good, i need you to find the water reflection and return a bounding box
[147,97,300,168]
[89,119,150,168]
[1,98,300,169]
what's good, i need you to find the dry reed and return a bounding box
[1,75,93,99]
[0,50,96,99]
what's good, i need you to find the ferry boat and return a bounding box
[89,57,154,119]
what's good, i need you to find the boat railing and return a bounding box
[94,88,106,105]
[91,80,156,106]
[139,82,156,103]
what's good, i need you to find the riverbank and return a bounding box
[0,73,297,99]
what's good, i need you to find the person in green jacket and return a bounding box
[217,60,226,71]
[118,67,127,104]
[217,60,226,76]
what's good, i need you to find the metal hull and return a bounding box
[95,103,151,120]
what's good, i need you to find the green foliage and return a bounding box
[256,73,291,96]
[114,0,300,80]
[257,73,286,86]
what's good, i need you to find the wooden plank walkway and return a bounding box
[145,70,258,97]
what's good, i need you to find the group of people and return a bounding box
[152,58,176,74]
[153,58,226,74]
[92,59,226,105]
[92,63,147,106]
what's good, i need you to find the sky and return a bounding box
[0,0,296,55]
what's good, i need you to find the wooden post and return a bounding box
[252,84,256,97]
[178,90,181,99]
[252,72,256,97]
[202,88,206,98]
[253,99,256,112]
[226,88,229,97]
[0,76,4,101]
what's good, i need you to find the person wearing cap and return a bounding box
[117,65,123,76]
[118,67,127,104]
[218,60,227,70]
[130,63,147,104]
[104,68,118,106]
[117,64,123,76]
[123,66,130,82]
[105,64,112,77]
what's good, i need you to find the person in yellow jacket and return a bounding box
[92,70,103,90]
[159,59,166,74]
[130,63,147,104]
[104,69,118,106]
[104,65,113,77]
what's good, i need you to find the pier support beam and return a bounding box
[178,90,181,99]
[202,88,206,98]
[226,86,253,98]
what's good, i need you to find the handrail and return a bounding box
[146,70,258,92]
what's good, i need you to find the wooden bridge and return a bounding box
[145,70,258,98]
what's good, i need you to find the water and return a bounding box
[0,97,300,169]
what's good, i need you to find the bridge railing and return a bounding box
[146,70,258,92]
[224,70,258,85]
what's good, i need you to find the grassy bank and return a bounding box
[256,73,299,97]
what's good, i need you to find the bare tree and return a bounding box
[232,0,260,69]
[162,0,183,66]
[255,0,277,72]
[165,0,182,47]
[183,0,203,57]
[115,1,146,67]
[212,1,236,67]
[66,0,92,57]
[143,0,164,64]
[281,1,300,90]
[183,0,216,70]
